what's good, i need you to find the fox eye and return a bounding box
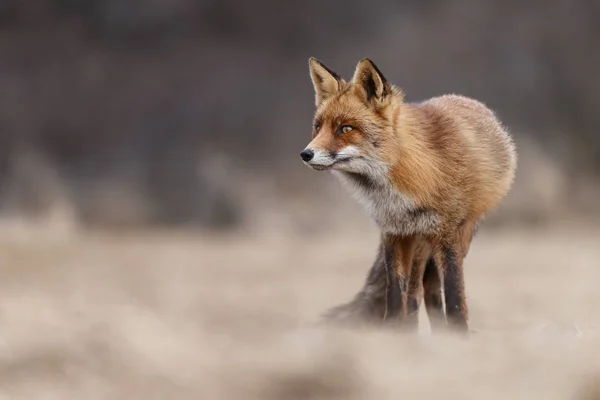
[339,125,353,134]
[314,123,321,132]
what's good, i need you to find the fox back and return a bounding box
[301,58,516,237]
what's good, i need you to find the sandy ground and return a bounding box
[0,222,599,399]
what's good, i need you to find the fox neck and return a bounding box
[383,102,443,205]
[332,100,443,202]
[333,164,440,236]
[332,102,443,236]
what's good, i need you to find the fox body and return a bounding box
[302,58,516,332]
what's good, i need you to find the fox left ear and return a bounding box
[308,57,342,106]
[352,58,391,105]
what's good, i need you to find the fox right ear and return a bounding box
[351,58,391,106]
[308,57,341,106]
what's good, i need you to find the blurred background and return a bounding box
[0,1,600,399]
[1,0,599,234]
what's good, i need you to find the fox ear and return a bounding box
[352,58,391,104]
[308,57,341,106]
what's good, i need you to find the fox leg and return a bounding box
[321,236,417,327]
[440,246,468,331]
[321,221,479,329]
[405,259,424,330]
[405,240,431,330]
[422,255,446,331]
[438,220,477,332]
[382,234,418,326]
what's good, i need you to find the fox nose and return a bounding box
[300,149,314,162]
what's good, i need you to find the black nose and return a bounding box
[300,149,314,162]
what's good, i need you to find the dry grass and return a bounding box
[0,222,599,399]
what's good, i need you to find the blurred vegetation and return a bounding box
[0,0,598,230]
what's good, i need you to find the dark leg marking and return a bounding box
[383,243,403,321]
[442,247,468,332]
[422,256,446,331]
[407,296,419,315]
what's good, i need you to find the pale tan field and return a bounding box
[0,222,599,399]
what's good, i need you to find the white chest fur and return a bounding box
[334,170,440,237]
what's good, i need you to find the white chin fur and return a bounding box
[305,146,364,171]
[304,145,440,236]
[308,150,334,166]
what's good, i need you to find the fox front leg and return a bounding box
[422,255,447,331]
[405,243,432,331]
[437,220,477,333]
[381,234,418,328]
[440,246,468,332]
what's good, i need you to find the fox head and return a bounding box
[301,57,403,175]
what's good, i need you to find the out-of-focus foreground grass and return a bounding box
[0,223,599,399]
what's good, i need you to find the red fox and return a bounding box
[302,57,517,332]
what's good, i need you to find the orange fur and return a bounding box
[304,58,517,333]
